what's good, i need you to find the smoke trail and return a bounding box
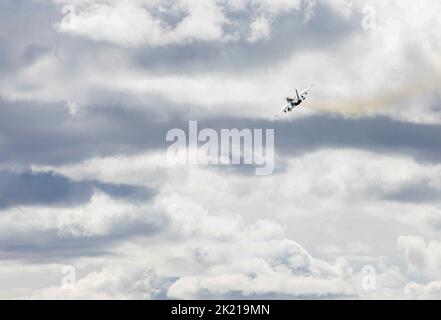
[306,70,441,116]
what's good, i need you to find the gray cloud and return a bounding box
[194,115,441,165]
[3,96,441,169]
[0,0,361,77]
[0,170,156,209]
[0,170,161,259]
[133,1,361,74]
[0,0,59,72]
[1,0,441,299]
[383,181,441,204]
[0,98,167,166]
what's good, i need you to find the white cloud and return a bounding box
[24,149,441,298]
[0,182,359,299]
[0,192,161,241]
[247,16,271,42]
[52,0,302,47]
[404,281,441,300]
[398,236,441,280]
[4,147,441,298]
[34,267,161,299]
[33,149,441,251]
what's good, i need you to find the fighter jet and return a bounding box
[276,85,314,117]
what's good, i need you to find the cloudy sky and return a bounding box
[1,0,441,299]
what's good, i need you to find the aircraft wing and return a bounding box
[299,85,314,99]
[275,103,291,117]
